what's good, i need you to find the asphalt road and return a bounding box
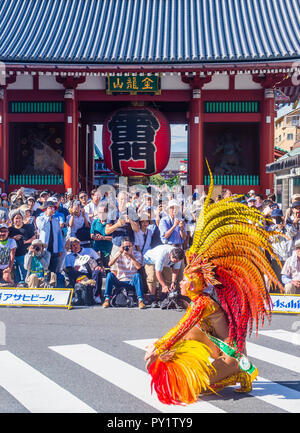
[0,304,299,414]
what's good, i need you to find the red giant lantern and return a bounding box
[102,106,171,176]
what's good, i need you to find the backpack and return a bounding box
[71,280,95,306]
[111,288,136,308]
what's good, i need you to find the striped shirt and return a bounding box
[115,248,143,282]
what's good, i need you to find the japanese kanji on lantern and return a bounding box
[102,106,171,177]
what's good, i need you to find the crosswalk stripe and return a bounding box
[0,351,96,413]
[127,338,300,374]
[246,342,300,373]
[1,332,298,413]
[125,338,300,413]
[124,338,157,350]
[258,329,300,346]
[252,377,300,413]
[49,344,225,413]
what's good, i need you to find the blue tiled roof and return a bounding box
[0,0,299,64]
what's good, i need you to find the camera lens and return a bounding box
[34,246,40,252]
[124,246,130,251]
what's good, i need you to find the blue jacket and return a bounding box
[36,213,64,254]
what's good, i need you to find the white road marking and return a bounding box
[125,338,300,413]
[0,350,96,413]
[246,342,300,373]
[258,329,300,346]
[2,332,299,413]
[251,377,300,413]
[50,343,225,413]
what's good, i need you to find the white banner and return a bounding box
[0,288,73,309]
[270,293,300,314]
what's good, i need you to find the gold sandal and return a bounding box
[234,367,258,393]
[202,367,258,394]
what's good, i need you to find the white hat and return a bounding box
[32,239,47,248]
[9,208,25,221]
[167,199,180,209]
[295,240,300,249]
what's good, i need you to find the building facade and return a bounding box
[266,146,300,210]
[275,107,300,152]
[0,0,299,195]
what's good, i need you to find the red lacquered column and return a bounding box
[188,88,203,190]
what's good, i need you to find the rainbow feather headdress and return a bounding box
[183,161,284,345]
[148,162,285,405]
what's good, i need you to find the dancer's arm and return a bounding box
[145,295,216,367]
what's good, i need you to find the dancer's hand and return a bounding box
[144,344,158,369]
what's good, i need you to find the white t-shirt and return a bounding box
[84,202,101,222]
[66,214,86,238]
[65,247,99,273]
[143,244,182,271]
[0,238,17,269]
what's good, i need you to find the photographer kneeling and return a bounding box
[24,239,57,288]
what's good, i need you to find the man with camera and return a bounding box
[158,200,186,247]
[143,245,184,307]
[102,237,146,309]
[105,191,140,271]
[267,208,291,284]
[281,240,300,294]
[158,200,186,292]
[285,200,300,252]
[24,239,56,288]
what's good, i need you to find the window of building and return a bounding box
[287,133,294,140]
[291,115,300,126]
[293,177,300,196]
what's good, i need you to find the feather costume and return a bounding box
[148,162,284,405]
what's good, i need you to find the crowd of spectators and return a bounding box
[0,184,300,308]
